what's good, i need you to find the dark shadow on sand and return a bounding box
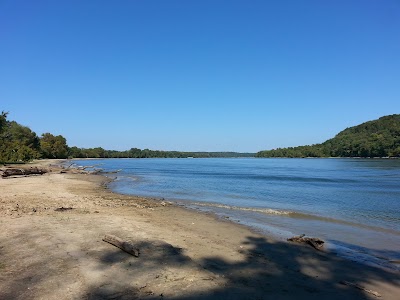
[84,236,400,300]
[1,228,398,299]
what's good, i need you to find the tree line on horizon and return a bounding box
[2,112,399,163]
[68,146,254,159]
[0,112,253,163]
[256,114,400,158]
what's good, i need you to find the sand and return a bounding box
[0,160,399,299]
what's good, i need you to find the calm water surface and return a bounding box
[73,158,400,270]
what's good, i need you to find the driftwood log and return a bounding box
[54,207,74,212]
[1,167,48,178]
[102,234,140,257]
[340,281,381,297]
[287,234,324,250]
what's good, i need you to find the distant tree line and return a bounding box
[68,147,254,159]
[0,112,253,163]
[256,114,400,158]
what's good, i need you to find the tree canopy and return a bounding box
[0,113,68,162]
[0,111,7,133]
[40,133,69,159]
[256,114,400,158]
[0,119,41,162]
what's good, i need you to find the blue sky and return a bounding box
[1,0,399,152]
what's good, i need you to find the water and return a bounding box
[72,158,400,271]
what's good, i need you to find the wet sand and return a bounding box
[0,160,399,299]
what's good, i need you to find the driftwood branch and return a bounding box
[287,234,324,250]
[89,169,121,175]
[1,167,48,178]
[102,234,140,257]
[89,168,104,175]
[340,281,381,297]
[65,163,76,169]
[77,164,103,170]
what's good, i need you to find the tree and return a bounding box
[40,133,69,159]
[0,120,41,162]
[68,146,84,158]
[0,111,8,133]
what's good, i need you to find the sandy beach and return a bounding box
[0,160,399,299]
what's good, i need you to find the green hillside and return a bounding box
[256,114,400,158]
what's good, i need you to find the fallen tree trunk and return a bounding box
[102,234,140,257]
[287,234,324,250]
[1,167,48,178]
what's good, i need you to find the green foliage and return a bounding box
[68,146,84,158]
[0,113,69,162]
[0,120,41,162]
[0,111,8,133]
[40,133,69,159]
[256,145,328,158]
[68,147,254,159]
[322,114,400,157]
[256,114,400,158]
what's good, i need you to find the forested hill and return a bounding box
[256,114,400,158]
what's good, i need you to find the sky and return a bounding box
[1,0,399,152]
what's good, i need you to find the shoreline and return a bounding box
[1,160,399,299]
[94,157,400,272]
[177,199,400,273]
